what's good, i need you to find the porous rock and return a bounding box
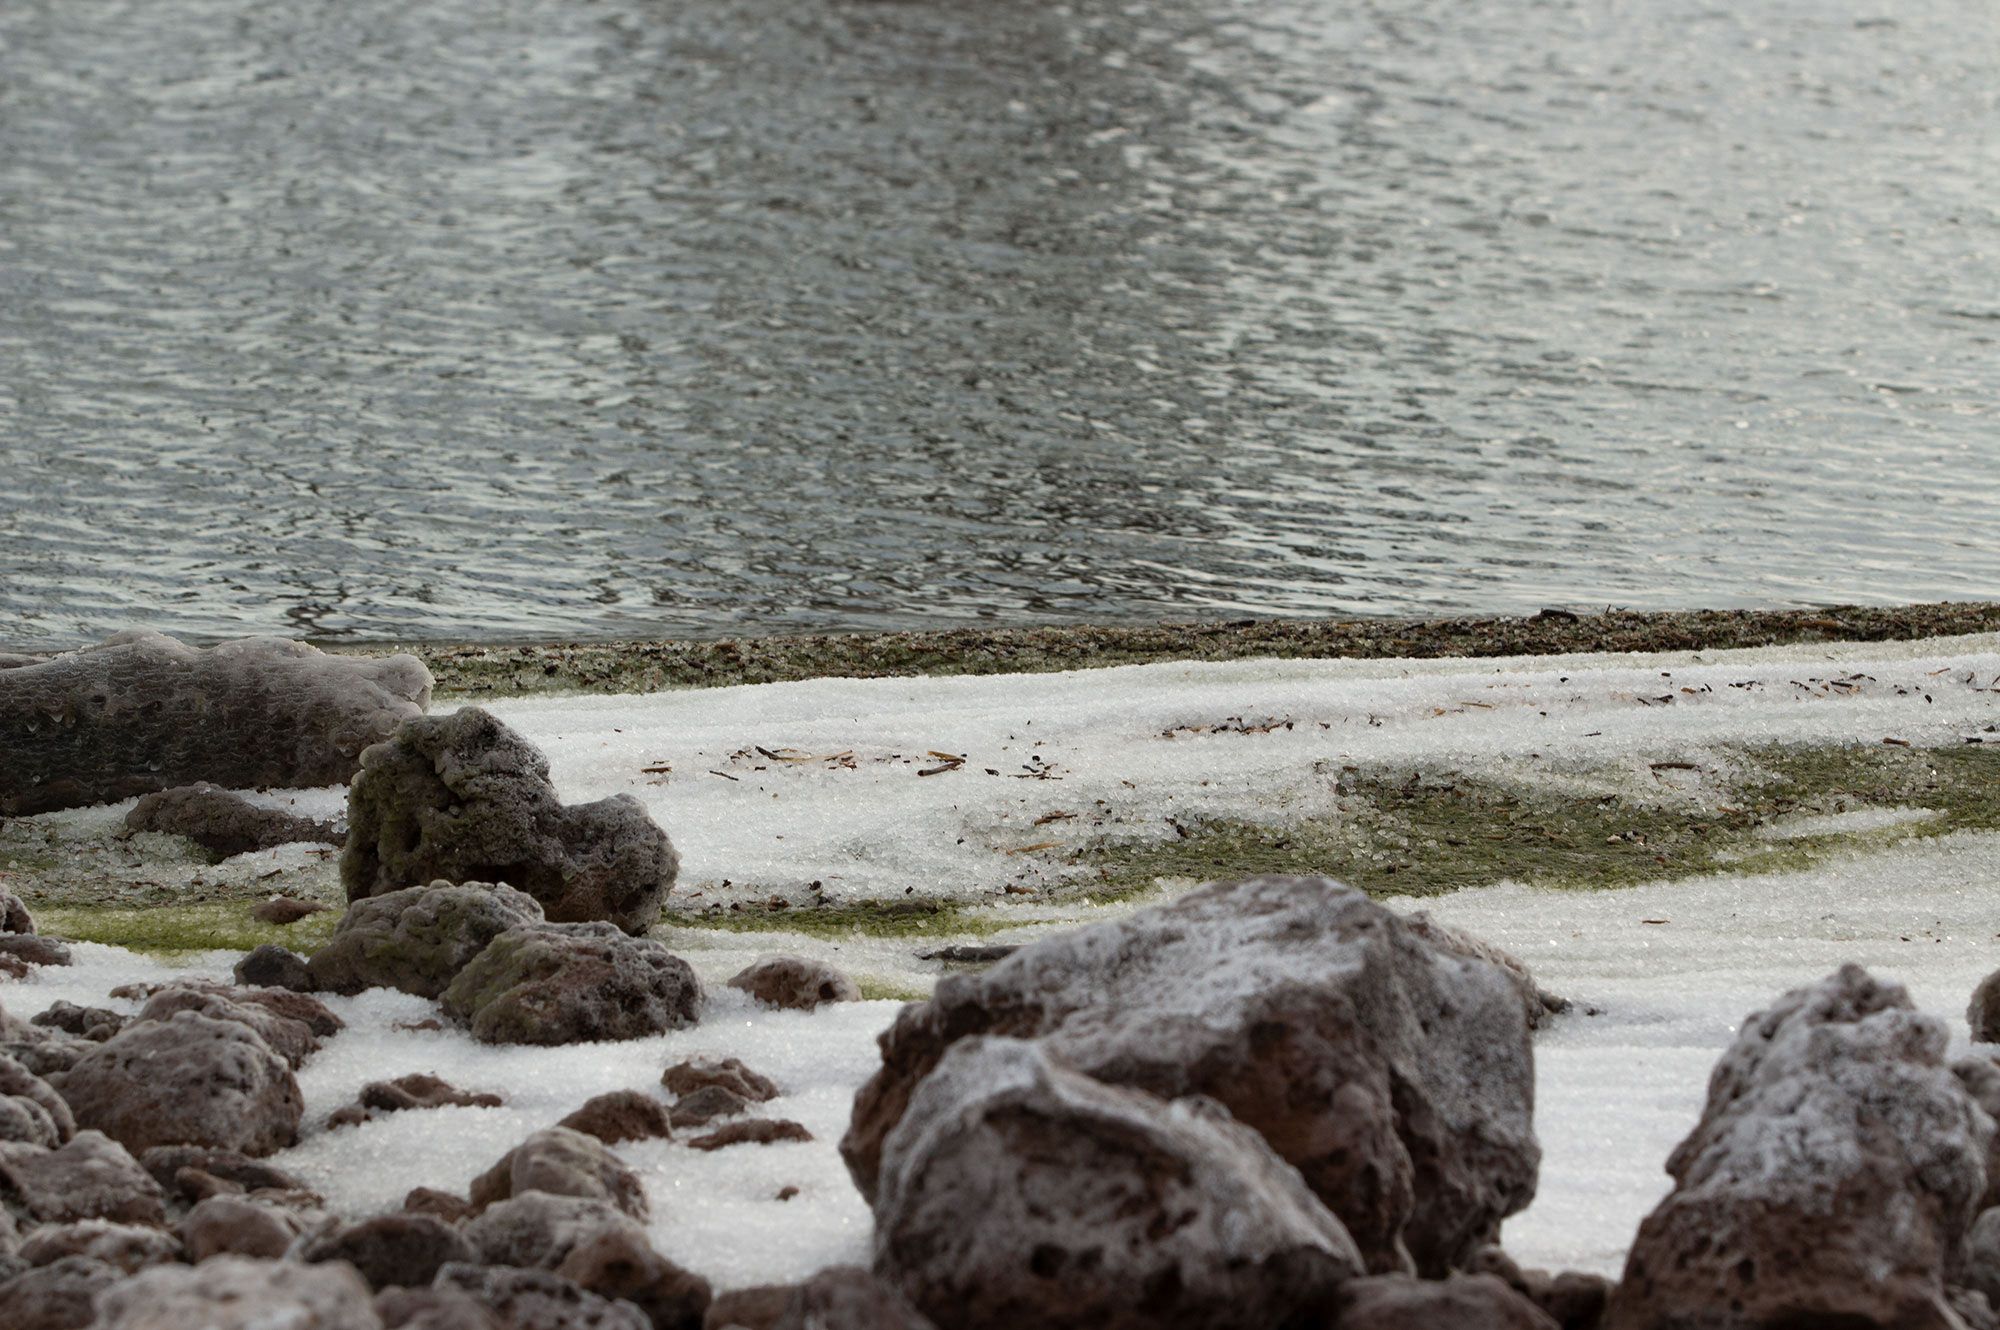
[441,923,701,1046]
[872,1037,1364,1330]
[663,1056,776,1103]
[0,1130,165,1225]
[466,1193,648,1273]
[180,1193,307,1261]
[469,1127,648,1219]
[234,943,315,992]
[555,1226,712,1330]
[301,1212,478,1291]
[0,630,431,816]
[124,782,342,859]
[434,1262,652,1330]
[0,1052,75,1145]
[342,707,676,934]
[1605,965,1991,1330]
[134,985,320,1069]
[0,1255,125,1330]
[767,1266,935,1330]
[309,881,547,998]
[53,1010,302,1156]
[559,1090,673,1145]
[1336,1273,1560,1328]
[94,1253,384,1329]
[725,956,860,1011]
[688,1119,812,1151]
[845,873,1538,1275]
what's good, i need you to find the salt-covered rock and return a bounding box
[0,630,430,816]
[873,1037,1364,1330]
[0,1255,125,1330]
[434,1262,652,1330]
[555,1225,711,1330]
[1606,965,1991,1330]
[845,873,1539,1275]
[0,1052,75,1145]
[342,707,676,934]
[466,1193,649,1273]
[0,1131,165,1225]
[111,977,344,1037]
[663,1056,777,1104]
[95,1253,384,1329]
[234,944,315,992]
[180,1193,308,1261]
[726,956,860,1011]
[53,1011,302,1156]
[442,923,701,1046]
[374,1284,503,1330]
[124,782,342,859]
[308,881,546,998]
[301,1212,478,1291]
[668,1086,751,1131]
[29,1002,125,1043]
[140,1145,314,1204]
[469,1127,648,1220]
[1336,1273,1559,1328]
[766,1267,935,1330]
[558,1090,673,1145]
[329,1072,504,1130]
[134,986,320,1069]
[1402,911,1569,1029]
[17,1219,181,1272]
[0,934,72,968]
[687,1119,812,1151]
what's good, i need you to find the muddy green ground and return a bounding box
[11,740,1995,974]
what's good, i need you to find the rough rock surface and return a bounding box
[767,1267,936,1330]
[1336,1273,1559,1328]
[140,1145,313,1203]
[17,1219,181,1272]
[124,782,343,859]
[845,873,1538,1275]
[558,1091,674,1145]
[0,1131,166,1225]
[134,986,320,1069]
[0,886,35,934]
[329,1073,504,1129]
[873,1038,1365,1330]
[0,1255,126,1330]
[180,1194,309,1261]
[0,630,431,816]
[555,1226,712,1330]
[1403,911,1569,1029]
[469,1128,648,1219]
[663,1057,777,1104]
[1606,965,1991,1330]
[0,1052,76,1146]
[234,943,316,992]
[0,934,72,968]
[95,1253,384,1329]
[110,977,344,1037]
[442,923,702,1046]
[53,1011,303,1156]
[466,1193,648,1272]
[342,707,677,934]
[726,956,860,1011]
[29,1002,125,1043]
[668,1086,751,1131]
[434,1262,652,1330]
[309,881,547,998]
[301,1212,478,1290]
[688,1119,812,1151]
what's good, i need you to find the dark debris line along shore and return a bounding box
[343,601,2000,698]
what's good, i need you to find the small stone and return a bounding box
[29,1002,125,1042]
[774,1187,799,1202]
[441,923,701,1046]
[668,1085,750,1131]
[327,1072,503,1130]
[662,1056,777,1103]
[180,1194,307,1262]
[126,783,342,860]
[433,1262,651,1330]
[139,1145,312,1204]
[233,944,315,993]
[556,1226,711,1330]
[558,1090,673,1145]
[687,1119,813,1151]
[300,1212,478,1291]
[468,1127,648,1219]
[725,956,860,1011]
[251,895,331,925]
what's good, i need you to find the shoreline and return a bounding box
[331,600,2000,697]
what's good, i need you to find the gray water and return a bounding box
[2,0,1996,648]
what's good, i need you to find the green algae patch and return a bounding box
[659,898,1019,941]
[1079,743,2000,900]
[854,976,932,1004]
[34,902,341,959]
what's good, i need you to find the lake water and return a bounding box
[2,0,1995,648]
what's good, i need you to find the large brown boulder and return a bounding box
[124,782,343,859]
[441,923,701,1045]
[52,1011,303,1156]
[0,1131,165,1225]
[342,708,676,934]
[1606,965,1992,1330]
[0,631,430,816]
[844,874,1538,1275]
[308,881,546,998]
[94,1254,384,1329]
[872,1037,1364,1330]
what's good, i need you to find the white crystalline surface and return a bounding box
[5,631,1999,1288]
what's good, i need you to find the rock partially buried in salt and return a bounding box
[308,881,545,998]
[873,1038,1364,1330]
[53,1012,303,1157]
[251,895,331,925]
[469,1127,649,1220]
[0,1256,126,1330]
[0,1131,165,1225]
[30,1001,126,1043]
[1605,965,1990,1330]
[0,630,431,816]
[555,1225,712,1330]
[668,1085,751,1131]
[180,1193,309,1262]
[139,1145,315,1206]
[299,1212,477,1291]
[125,783,343,860]
[342,707,677,934]
[0,934,72,969]
[466,1193,650,1273]
[233,944,314,992]
[662,1056,778,1104]
[328,1072,504,1130]
[558,1090,674,1145]
[0,886,35,934]
[94,1254,383,1330]
[845,873,1539,1276]
[688,1119,813,1151]
[433,1262,651,1330]
[726,956,861,1011]
[442,923,701,1046]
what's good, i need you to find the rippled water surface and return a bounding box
[2,0,1995,646]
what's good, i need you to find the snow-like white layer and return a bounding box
[6,632,1999,1288]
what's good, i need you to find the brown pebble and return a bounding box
[775,1186,799,1202]
[251,896,329,926]
[688,1119,813,1151]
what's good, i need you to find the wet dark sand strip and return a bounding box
[342,601,2000,698]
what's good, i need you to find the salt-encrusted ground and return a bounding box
[5,632,1998,1286]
